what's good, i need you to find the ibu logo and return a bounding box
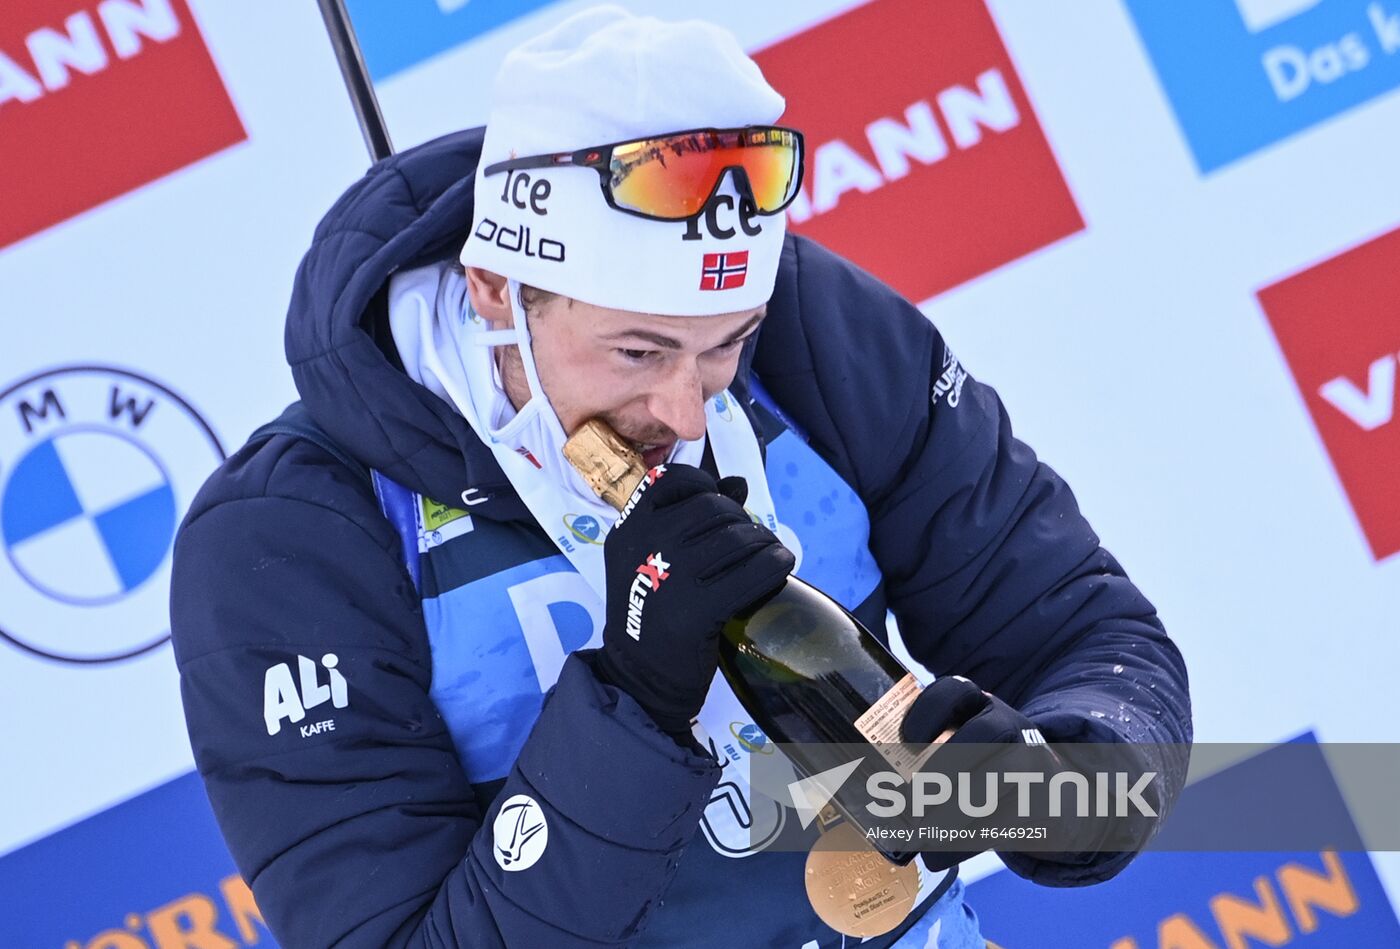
[730,721,776,755]
[1125,0,1400,172]
[0,366,224,662]
[562,513,603,546]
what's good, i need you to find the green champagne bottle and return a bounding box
[565,420,927,865]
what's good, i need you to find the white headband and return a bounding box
[460,5,788,316]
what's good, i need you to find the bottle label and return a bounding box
[854,673,937,776]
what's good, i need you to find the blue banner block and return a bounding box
[966,735,1400,947]
[346,0,564,81]
[1123,0,1400,172]
[0,772,276,948]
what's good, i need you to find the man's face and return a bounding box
[466,268,764,469]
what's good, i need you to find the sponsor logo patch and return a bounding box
[625,552,670,641]
[263,653,349,737]
[493,793,548,871]
[1258,225,1400,561]
[473,217,566,262]
[752,0,1083,302]
[931,346,968,409]
[0,0,246,249]
[419,495,474,551]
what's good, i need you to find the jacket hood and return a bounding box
[285,127,533,517]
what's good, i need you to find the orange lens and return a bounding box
[609,129,800,219]
[733,127,802,211]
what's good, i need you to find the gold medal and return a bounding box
[804,818,919,938]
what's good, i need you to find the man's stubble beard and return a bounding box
[493,341,675,448]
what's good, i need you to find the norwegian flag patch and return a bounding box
[700,251,749,291]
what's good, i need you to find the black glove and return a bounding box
[591,464,795,739]
[901,675,1049,748]
[901,675,1057,872]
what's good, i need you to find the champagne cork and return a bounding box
[562,419,649,511]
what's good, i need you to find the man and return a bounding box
[171,7,1190,947]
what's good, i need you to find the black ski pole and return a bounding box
[316,0,394,161]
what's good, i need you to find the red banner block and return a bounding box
[0,0,246,250]
[753,0,1083,303]
[1260,227,1400,562]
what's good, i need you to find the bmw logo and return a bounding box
[563,513,604,545]
[0,367,224,663]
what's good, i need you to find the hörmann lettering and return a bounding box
[0,0,181,109]
[787,68,1020,223]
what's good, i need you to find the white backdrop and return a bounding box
[2,0,1397,942]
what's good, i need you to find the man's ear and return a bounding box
[465,267,514,328]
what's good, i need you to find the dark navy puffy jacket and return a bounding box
[170,127,1191,947]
